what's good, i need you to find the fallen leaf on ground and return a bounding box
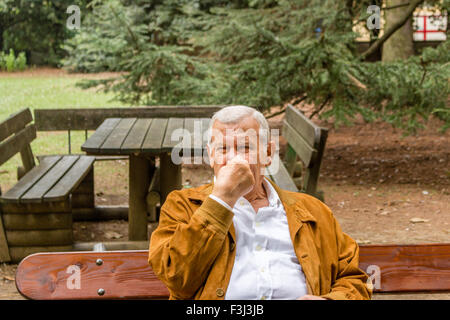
[104,231,123,239]
[410,217,430,224]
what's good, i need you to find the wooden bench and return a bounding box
[14,243,450,299]
[0,109,95,263]
[265,104,328,201]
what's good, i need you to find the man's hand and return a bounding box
[211,155,255,208]
[297,295,328,300]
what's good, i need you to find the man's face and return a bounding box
[207,116,274,181]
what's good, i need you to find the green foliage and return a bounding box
[359,42,450,134]
[63,0,449,134]
[0,48,27,71]
[0,0,89,66]
[5,49,15,71]
[62,0,132,72]
[15,51,27,70]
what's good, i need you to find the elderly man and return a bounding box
[148,105,372,300]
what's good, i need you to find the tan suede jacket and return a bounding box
[148,179,372,300]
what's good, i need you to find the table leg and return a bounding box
[160,152,182,206]
[129,154,154,241]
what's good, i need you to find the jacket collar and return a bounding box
[186,177,317,243]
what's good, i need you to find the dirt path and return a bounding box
[1,108,449,300]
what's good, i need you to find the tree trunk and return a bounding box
[382,0,415,62]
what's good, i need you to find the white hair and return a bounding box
[207,105,270,146]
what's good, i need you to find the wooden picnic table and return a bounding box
[81,117,211,241]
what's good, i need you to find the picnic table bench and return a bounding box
[0,109,95,263]
[14,243,450,299]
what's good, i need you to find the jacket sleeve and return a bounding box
[148,192,233,299]
[320,214,373,300]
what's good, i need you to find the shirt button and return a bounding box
[260,296,266,300]
[255,222,261,227]
[255,245,262,251]
[260,267,265,273]
[216,288,225,297]
[239,200,245,206]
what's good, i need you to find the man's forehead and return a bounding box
[212,115,259,130]
[211,117,260,137]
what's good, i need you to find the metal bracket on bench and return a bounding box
[92,242,107,297]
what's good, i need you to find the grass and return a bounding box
[0,72,129,191]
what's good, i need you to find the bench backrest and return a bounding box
[15,243,450,299]
[0,109,36,178]
[282,104,328,197]
[34,106,225,131]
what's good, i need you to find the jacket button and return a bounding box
[216,288,225,297]
[230,242,236,251]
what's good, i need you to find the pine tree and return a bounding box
[64,0,450,134]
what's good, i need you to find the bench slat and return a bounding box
[121,118,153,153]
[20,156,80,203]
[82,118,121,154]
[16,250,170,300]
[282,121,317,168]
[101,118,137,154]
[359,243,450,292]
[44,156,95,202]
[265,154,299,192]
[0,206,10,262]
[34,107,224,131]
[5,229,73,246]
[141,118,169,153]
[0,156,62,203]
[0,124,37,167]
[0,108,33,142]
[2,212,72,230]
[285,105,317,147]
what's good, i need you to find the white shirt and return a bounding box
[209,177,308,300]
